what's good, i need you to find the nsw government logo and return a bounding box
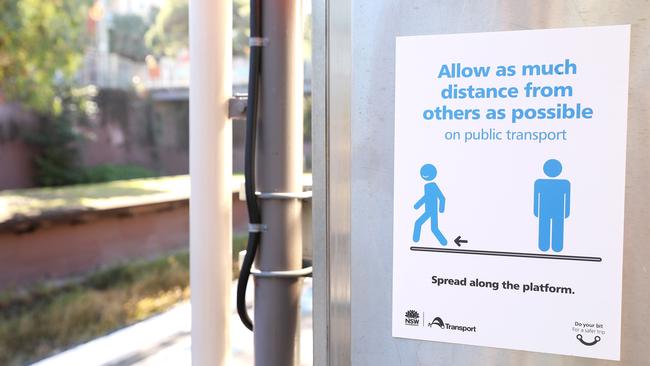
[404,310,420,326]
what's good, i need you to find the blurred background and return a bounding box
[0,0,312,365]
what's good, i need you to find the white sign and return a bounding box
[392,25,630,360]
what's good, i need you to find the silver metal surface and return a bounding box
[247,223,268,233]
[312,0,352,365]
[228,95,247,119]
[311,0,329,363]
[251,266,313,278]
[256,191,313,200]
[314,1,650,365]
[254,1,304,365]
[327,0,353,365]
[238,183,313,201]
[237,183,313,261]
[249,37,269,47]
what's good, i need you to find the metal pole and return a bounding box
[189,0,232,365]
[255,1,304,365]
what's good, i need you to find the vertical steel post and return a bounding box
[254,1,304,365]
[189,0,232,365]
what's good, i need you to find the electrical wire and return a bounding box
[237,0,263,332]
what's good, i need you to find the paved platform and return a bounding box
[32,279,313,366]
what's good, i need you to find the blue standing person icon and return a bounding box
[534,159,571,252]
[413,164,447,245]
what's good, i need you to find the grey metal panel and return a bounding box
[311,0,329,363]
[327,0,353,363]
[349,1,650,366]
[313,0,352,365]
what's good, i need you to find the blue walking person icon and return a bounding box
[413,164,447,245]
[534,159,571,252]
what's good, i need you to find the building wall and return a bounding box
[0,141,35,189]
[0,91,192,190]
[0,104,37,189]
[0,201,189,289]
[0,88,314,190]
[0,194,251,289]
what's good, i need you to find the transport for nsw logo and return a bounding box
[428,316,445,328]
[404,310,420,326]
[427,315,478,333]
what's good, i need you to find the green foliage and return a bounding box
[0,0,94,186]
[232,234,248,277]
[80,164,156,184]
[83,251,189,291]
[145,0,189,57]
[29,118,84,187]
[24,85,97,187]
[109,14,152,61]
[304,95,312,141]
[0,251,190,366]
[25,86,156,187]
[303,10,312,61]
[233,0,251,57]
[0,0,90,113]
[0,238,246,365]
[145,0,250,57]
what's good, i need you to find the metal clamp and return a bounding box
[238,183,313,201]
[248,223,268,232]
[257,191,312,200]
[251,266,313,278]
[228,94,248,119]
[249,37,269,47]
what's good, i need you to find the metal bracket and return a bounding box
[228,94,248,119]
[238,183,313,201]
[257,191,313,200]
[249,37,269,47]
[251,266,313,278]
[248,223,268,232]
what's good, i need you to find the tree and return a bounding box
[25,84,97,186]
[232,0,250,57]
[0,0,97,186]
[0,0,90,114]
[109,14,152,62]
[144,0,189,57]
[145,0,251,57]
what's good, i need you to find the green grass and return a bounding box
[0,173,314,225]
[80,164,156,184]
[0,252,190,366]
[0,235,248,366]
[0,175,192,224]
[232,234,248,277]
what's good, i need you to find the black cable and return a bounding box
[237,0,262,332]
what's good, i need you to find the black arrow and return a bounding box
[454,236,468,247]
